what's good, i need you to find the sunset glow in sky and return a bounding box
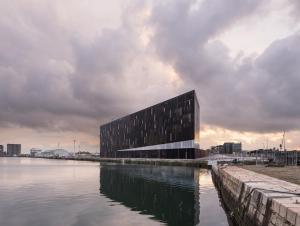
[1,0,300,153]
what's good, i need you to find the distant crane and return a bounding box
[73,139,76,154]
[279,131,288,165]
[280,131,286,151]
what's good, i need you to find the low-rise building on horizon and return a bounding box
[75,151,94,158]
[211,142,242,154]
[224,142,242,154]
[211,145,224,154]
[36,149,71,158]
[7,144,21,156]
[0,145,4,156]
[30,148,42,157]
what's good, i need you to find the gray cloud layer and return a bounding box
[149,0,300,133]
[0,0,299,135]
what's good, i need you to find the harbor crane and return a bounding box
[279,131,286,151]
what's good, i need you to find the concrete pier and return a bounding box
[32,156,208,168]
[212,165,300,226]
[99,157,208,167]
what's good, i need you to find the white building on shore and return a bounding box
[36,149,72,158]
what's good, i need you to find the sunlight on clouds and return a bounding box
[140,26,153,47]
[200,125,300,150]
[139,6,153,47]
[163,63,183,88]
[0,128,98,153]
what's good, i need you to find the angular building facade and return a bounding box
[100,90,200,159]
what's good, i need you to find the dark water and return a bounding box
[0,158,232,226]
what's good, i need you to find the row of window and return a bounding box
[100,91,198,154]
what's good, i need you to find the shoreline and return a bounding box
[212,165,300,226]
[14,156,210,168]
[1,155,261,168]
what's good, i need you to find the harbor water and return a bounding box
[0,158,233,226]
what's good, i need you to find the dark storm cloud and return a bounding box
[0,0,299,135]
[149,0,300,133]
[70,28,137,117]
[0,0,177,133]
[290,0,300,17]
[0,1,133,132]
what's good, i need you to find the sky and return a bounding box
[0,0,300,153]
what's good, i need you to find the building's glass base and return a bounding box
[102,148,201,159]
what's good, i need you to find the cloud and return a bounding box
[0,0,300,152]
[0,0,123,132]
[0,0,179,135]
[289,0,300,18]
[148,0,300,133]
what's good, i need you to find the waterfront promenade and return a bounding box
[241,165,300,186]
[26,153,262,168]
[213,165,300,226]
[30,156,209,168]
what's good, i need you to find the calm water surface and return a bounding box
[0,158,232,226]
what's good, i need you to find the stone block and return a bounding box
[270,212,278,225]
[286,207,298,225]
[275,215,285,226]
[279,203,288,218]
[258,213,265,223]
[214,166,300,226]
[272,199,281,214]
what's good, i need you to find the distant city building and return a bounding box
[30,148,42,157]
[211,145,224,154]
[7,144,21,156]
[0,145,4,156]
[94,152,100,157]
[224,142,242,154]
[75,151,93,158]
[100,90,201,159]
[36,149,71,158]
[232,143,242,153]
[211,142,242,154]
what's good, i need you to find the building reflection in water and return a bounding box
[100,164,200,226]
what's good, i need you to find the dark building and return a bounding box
[212,142,242,154]
[7,144,21,156]
[223,142,242,154]
[100,90,200,159]
[0,145,4,156]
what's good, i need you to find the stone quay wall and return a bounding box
[31,156,208,168]
[212,166,300,226]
